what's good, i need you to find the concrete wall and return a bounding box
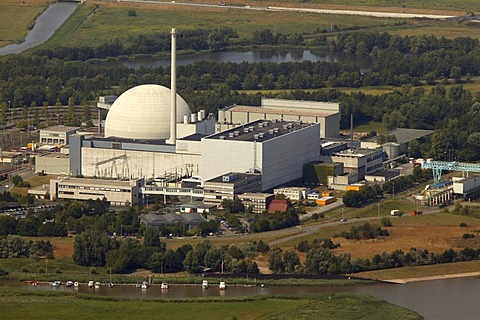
[81,147,201,180]
[35,155,70,175]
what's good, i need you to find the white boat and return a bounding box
[202,280,208,289]
[161,282,169,290]
[94,282,101,289]
[141,281,149,289]
[88,280,94,288]
[219,281,226,290]
[74,282,79,287]
[65,281,74,287]
[51,280,61,287]
[108,282,114,288]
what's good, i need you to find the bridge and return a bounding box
[421,161,480,183]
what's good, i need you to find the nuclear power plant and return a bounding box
[39,28,352,206]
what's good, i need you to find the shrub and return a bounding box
[460,222,469,227]
[128,9,137,16]
[90,267,97,275]
[21,266,28,273]
[463,233,475,239]
[381,217,392,227]
[0,269,9,276]
[38,267,45,273]
[55,268,62,274]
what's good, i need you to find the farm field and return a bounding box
[0,287,422,320]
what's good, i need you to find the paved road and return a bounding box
[117,0,457,20]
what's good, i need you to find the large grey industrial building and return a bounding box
[217,97,340,138]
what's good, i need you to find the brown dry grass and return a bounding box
[332,225,473,259]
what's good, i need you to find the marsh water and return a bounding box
[2,277,479,320]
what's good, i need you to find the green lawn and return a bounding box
[0,287,422,320]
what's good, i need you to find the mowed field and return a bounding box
[0,0,48,47]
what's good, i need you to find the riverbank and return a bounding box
[0,286,423,320]
[385,271,480,284]
[354,260,480,283]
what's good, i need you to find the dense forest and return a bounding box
[1,30,480,160]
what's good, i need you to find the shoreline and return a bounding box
[383,271,480,284]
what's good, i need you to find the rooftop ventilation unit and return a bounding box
[253,134,259,140]
[234,131,240,136]
[229,132,234,137]
[268,129,274,134]
[219,136,225,140]
[249,127,254,132]
[283,125,289,129]
[263,122,269,126]
[244,128,249,133]
[258,133,264,138]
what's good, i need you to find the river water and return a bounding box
[123,49,373,69]
[0,2,78,56]
[2,277,479,319]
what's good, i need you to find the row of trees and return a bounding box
[268,245,480,275]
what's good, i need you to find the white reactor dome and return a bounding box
[104,84,191,140]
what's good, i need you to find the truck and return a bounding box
[390,209,402,216]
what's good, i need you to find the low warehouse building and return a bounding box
[50,177,144,206]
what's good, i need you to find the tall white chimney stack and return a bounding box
[168,27,177,145]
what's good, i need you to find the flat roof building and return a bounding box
[217,98,340,138]
[202,119,321,191]
[203,172,262,207]
[321,148,383,180]
[237,192,274,214]
[40,125,81,145]
[50,177,143,206]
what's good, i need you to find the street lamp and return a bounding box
[377,203,380,217]
[45,259,48,274]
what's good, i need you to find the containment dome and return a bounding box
[104,84,191,140]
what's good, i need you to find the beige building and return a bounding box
[0,151,24,165]
[203,172,262,207]
[273,187,310,200]
[40,125,81,145]
[238,193,274,213]
[217,98,340,138]
[321,148,383,180]
[50,177,144,206]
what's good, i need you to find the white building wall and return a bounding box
[201,124,320,191]
[261,124,320,190]
[201,140,259,184]
[81,148,201,179]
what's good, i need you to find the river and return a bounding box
[2,277,479,320]
[0,2,78,56]
[123,48,373,69]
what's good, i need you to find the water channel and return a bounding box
[2,277,479,320]
[123,48,373,69]
[0,2,78,56]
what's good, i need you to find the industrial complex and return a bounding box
[25,28,480,212]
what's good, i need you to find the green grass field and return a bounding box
[40,3,403,48]
[0,287,422,320]
[0,3,46,47]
